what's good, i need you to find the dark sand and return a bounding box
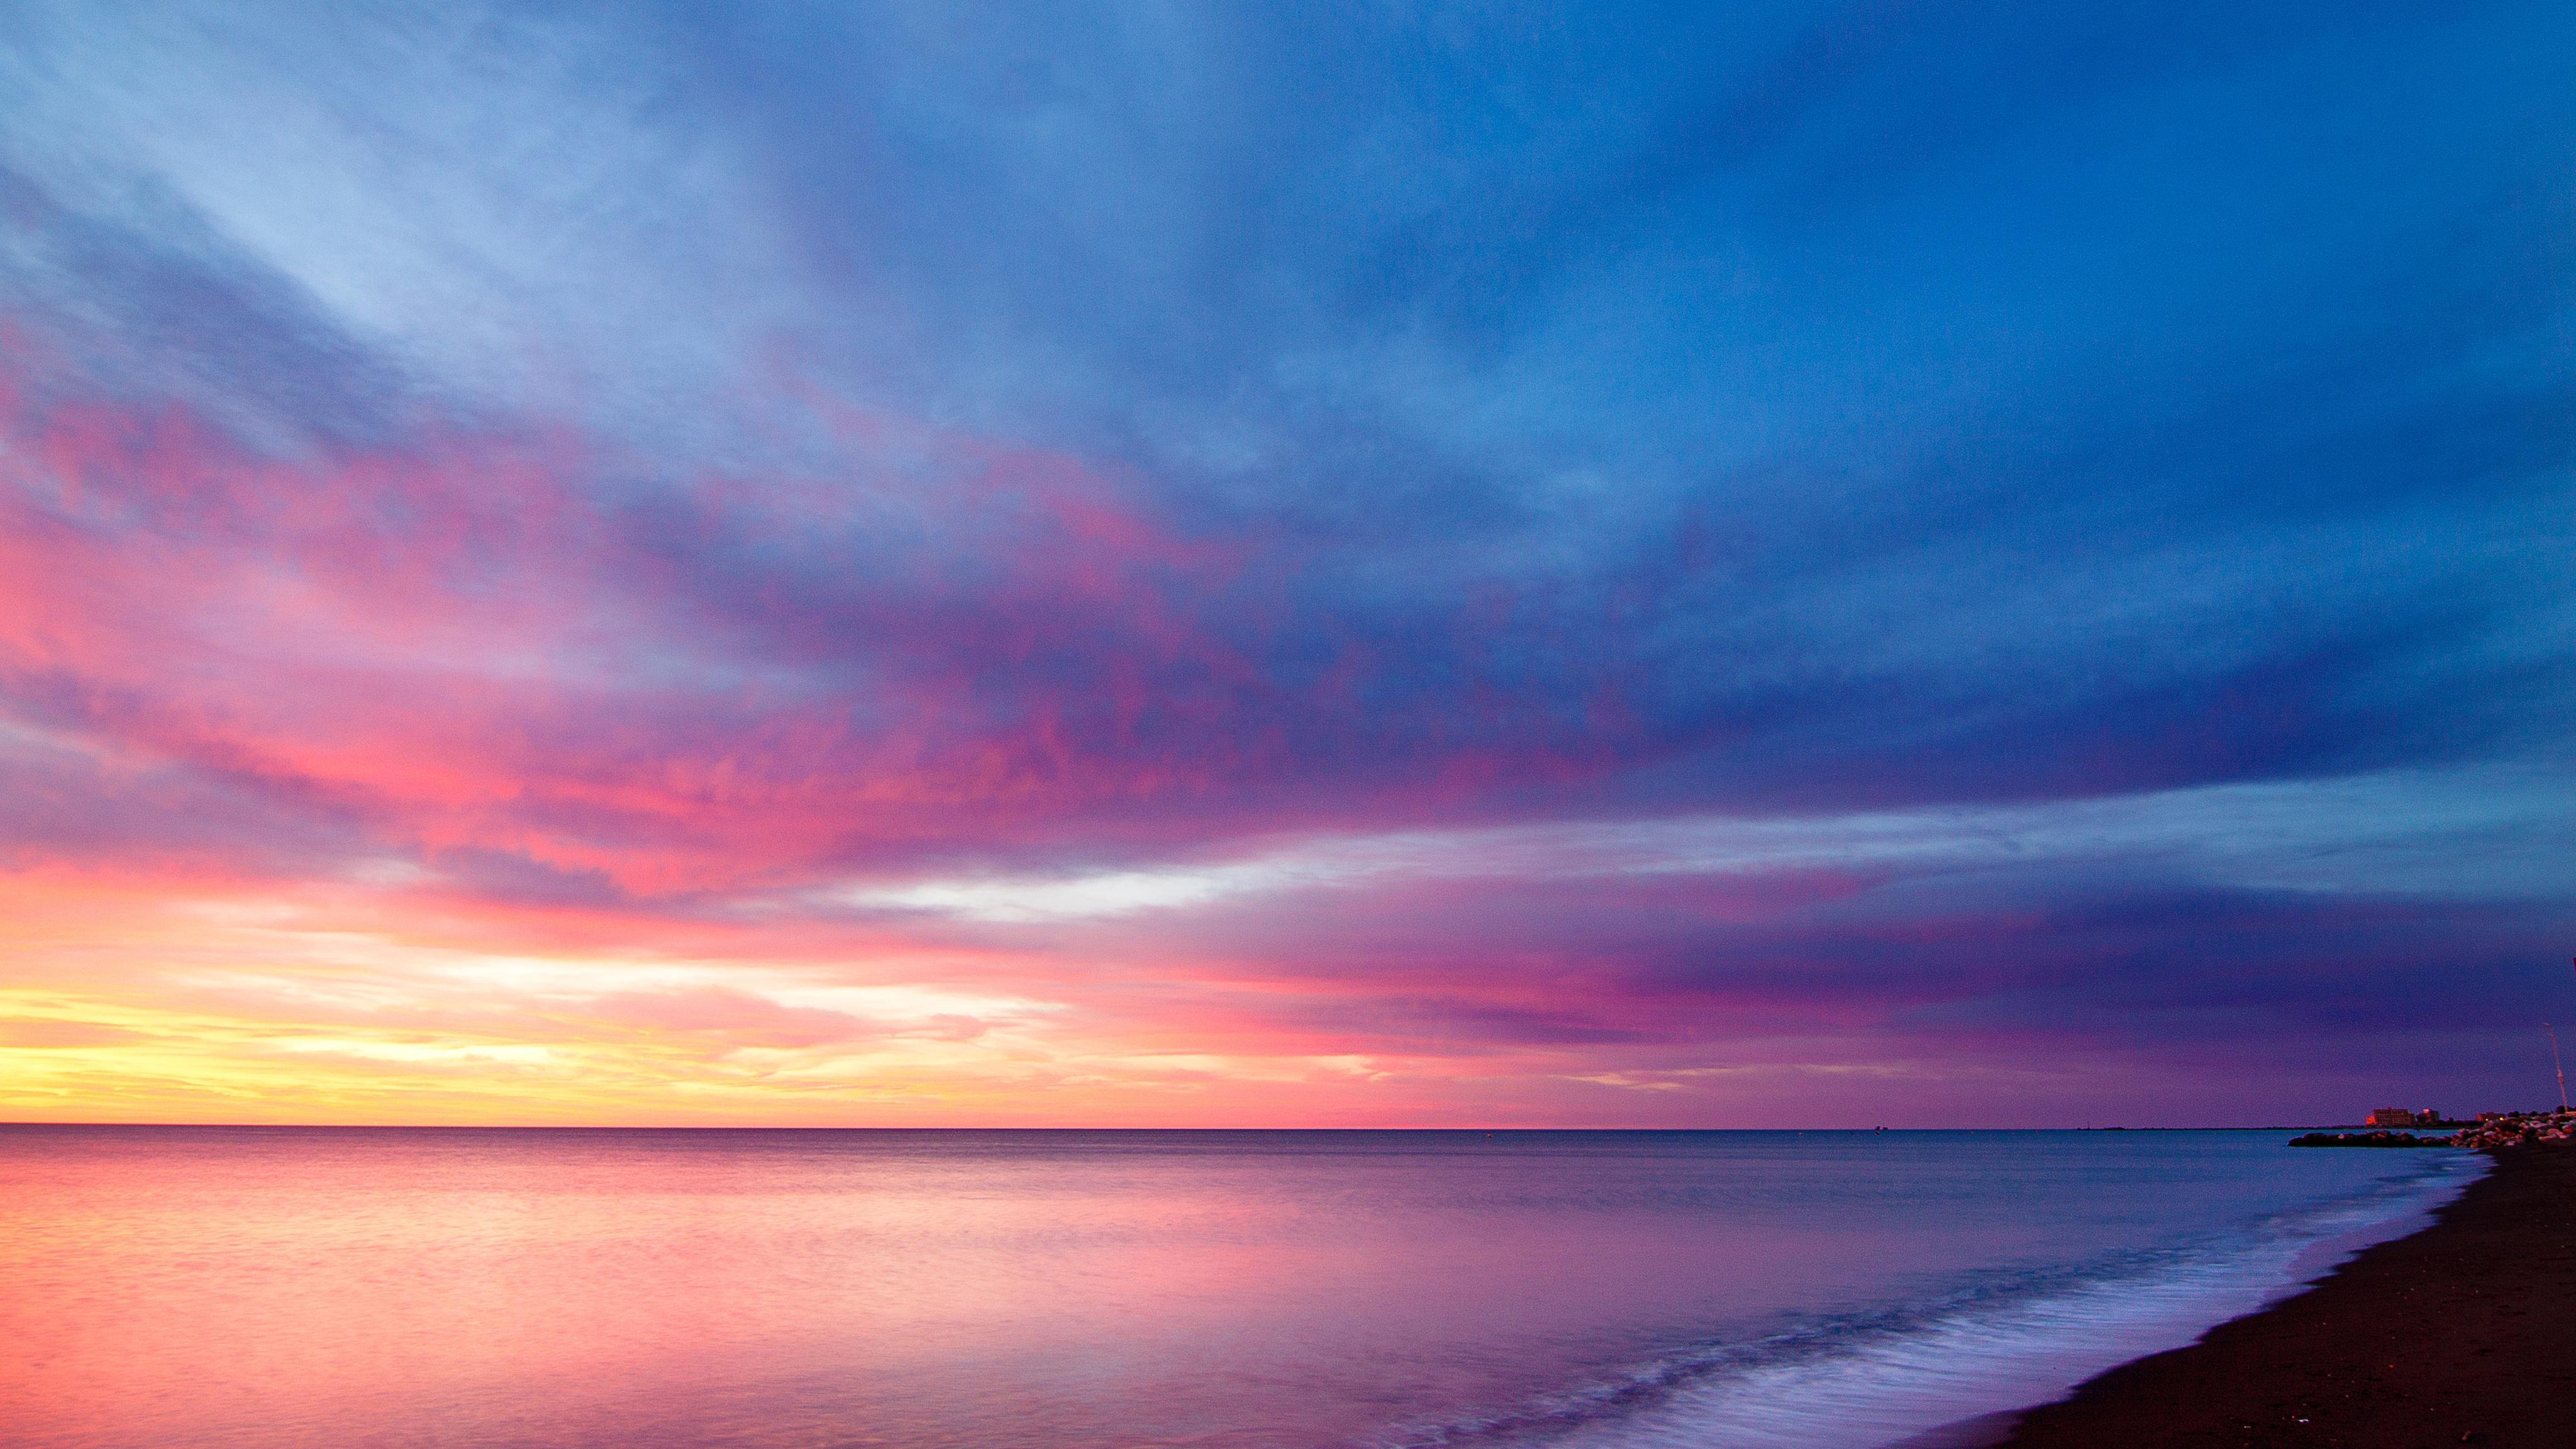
[1997,1144,2576,1448]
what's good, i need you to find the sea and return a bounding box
[0,1126,2477,1449]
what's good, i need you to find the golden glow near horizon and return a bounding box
[0,870,1446,1126]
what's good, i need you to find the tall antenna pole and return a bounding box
[2563,953,2576,1112]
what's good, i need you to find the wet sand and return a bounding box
[1996,1144,2576,1448]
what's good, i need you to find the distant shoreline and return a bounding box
[1989,1144,2576,1448]
[0,1121,2475,1132]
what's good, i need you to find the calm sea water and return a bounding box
[0,1128,2474,1449]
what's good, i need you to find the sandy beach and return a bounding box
[1998,1144,2576,1448]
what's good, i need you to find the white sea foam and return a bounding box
[1403,1150,2480,1449]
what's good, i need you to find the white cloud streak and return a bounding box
[832,762,2575,923]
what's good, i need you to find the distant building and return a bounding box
[2365,1108,2440,1128]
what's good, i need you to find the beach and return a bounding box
[1999,1145,2576,1448]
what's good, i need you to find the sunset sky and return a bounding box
[1,1,2569,1126]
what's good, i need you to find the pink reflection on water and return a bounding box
[0,1129,1963,1448]
[1,1127,2421,1449]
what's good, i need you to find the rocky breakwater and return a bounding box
[2448,1108,2576,1150]
[2289,1130,2446,1148]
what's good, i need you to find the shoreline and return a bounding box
[1983,1144,2576,1448]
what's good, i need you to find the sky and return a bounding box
[0,0,2569,1126]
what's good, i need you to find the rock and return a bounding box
[2443,1108,2576,1150]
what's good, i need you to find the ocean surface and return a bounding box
[0,1127,2476,1449]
